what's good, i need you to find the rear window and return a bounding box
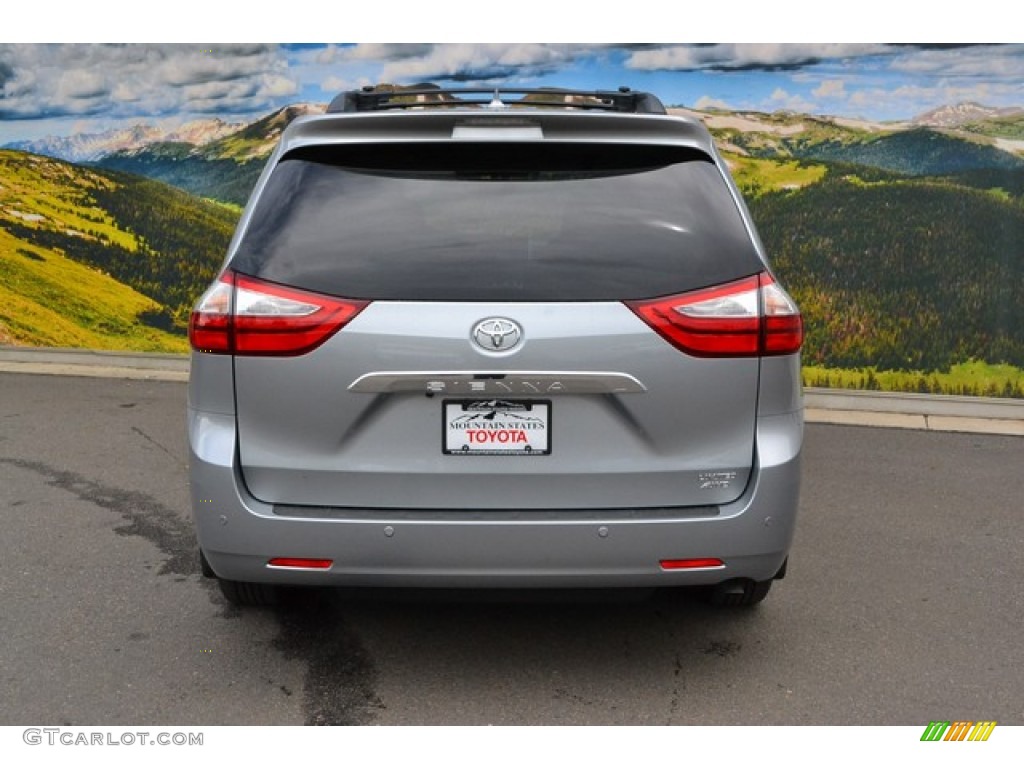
[230,143,762,302]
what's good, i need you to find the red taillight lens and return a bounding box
[188,272,368,356]
[188,273,234,354]
[761,277,804,355]
[626,273,802,357]
[267,558,333,570]
[659,558,725,570]
[232,274,367,356]
[628,275,761,357]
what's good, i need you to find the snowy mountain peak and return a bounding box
[4,117,246,163]
[912,102,1014,128]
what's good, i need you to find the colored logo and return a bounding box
[920,721,996,742]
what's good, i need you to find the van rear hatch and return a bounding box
[226,141,766,510]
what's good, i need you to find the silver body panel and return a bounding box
[188,356,801,587]
[233,303,758,510]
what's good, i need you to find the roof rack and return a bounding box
[327,84,667,115]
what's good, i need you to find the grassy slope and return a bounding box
[0,152,138,251]
[0,150,228,352]
[0,228,186,351]
[724,154,827,196]
[962,114,1024,140]
[803,361,1024,399]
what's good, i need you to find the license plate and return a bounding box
[443,400,551,455]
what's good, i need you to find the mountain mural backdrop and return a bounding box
[1,100,1023,396]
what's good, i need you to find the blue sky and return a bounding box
[2,42,1023,143]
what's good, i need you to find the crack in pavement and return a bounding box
[130,425,184,468]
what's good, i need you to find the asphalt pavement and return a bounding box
[0,369,1022,725]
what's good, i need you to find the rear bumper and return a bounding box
[188,408,802,589]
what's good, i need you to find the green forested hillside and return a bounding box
[98,145,263,207]
[941,167,1024,199]
[0,150,235,350]
[963,113,1024,140]
[788,128,1024,176]
[4,115,1024,400]
[749,168,1024,372]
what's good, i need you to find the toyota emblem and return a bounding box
[472,318,522,352]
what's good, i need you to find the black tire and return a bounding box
[705,578,772,607]
[218,578,280,607]
[199,549,215,578]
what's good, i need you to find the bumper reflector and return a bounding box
[659,558,725,570]
[268,558,333,569]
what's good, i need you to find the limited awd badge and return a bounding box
[472,318,523,352]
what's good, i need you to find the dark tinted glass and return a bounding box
[230,143,762,301]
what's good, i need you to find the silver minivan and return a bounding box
[187,86,803,607]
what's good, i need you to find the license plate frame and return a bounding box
[443,399,551,456]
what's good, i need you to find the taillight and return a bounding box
[188,274,234,354]
[188,272,368,356]
[659,558,725,570]
[626,273,802,357]
[267,558,333,570]
[761,278,804,355]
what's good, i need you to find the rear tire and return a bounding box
[199,549,215,578]
[218,578,280,607]
[705,578,772,607]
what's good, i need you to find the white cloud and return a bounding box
[767,87,815,113]
[0,44,299,120]
[888,44,1024,80]
[319,74,374,95]
[57,69,107,100]
[261,73,299,98]
[342,44,436,63]
[812,79,846,99]
[314,45,341,66]
[626,44,890,72]
[320,75,350,93]
[3,42,1023,138]
[330,43,591,83]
